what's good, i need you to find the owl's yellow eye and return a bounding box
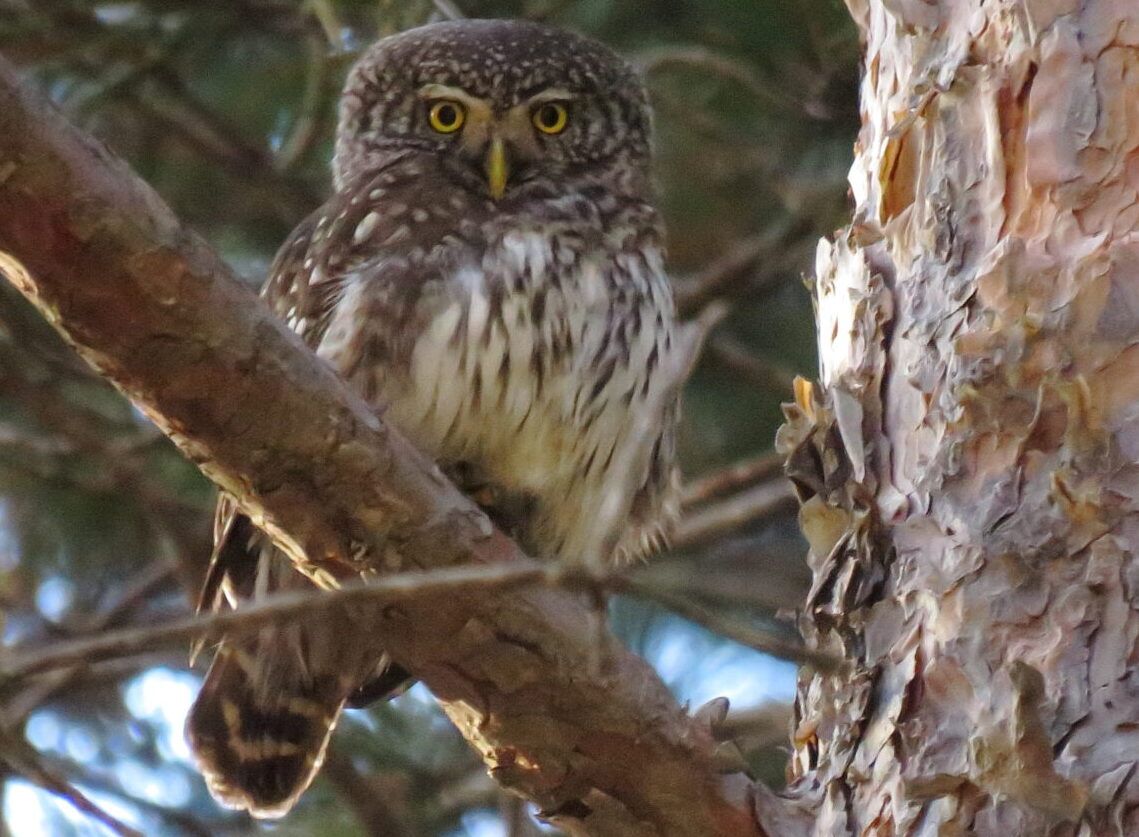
[428,100,465,134]
[532,102,569,135]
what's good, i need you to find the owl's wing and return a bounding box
[195,167,428,614]
[193,207,326,618]
[189,184,423,818]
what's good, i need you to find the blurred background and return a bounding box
[0,0,858,834]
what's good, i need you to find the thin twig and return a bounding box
[0,732,144,837]
[705,334,799,396]
[322,748,413,837]
[671,478,797,549]
[674,231,786,318]
[305,0,347,48]
[639,46,800,114]
[649,566,809,618]
[31,756,213,837]
[144,69,320,203]
[57,53,321,217]
[274,32,332,171]
[14,653,187,695]
[618,578,838,672]
[3,562,176,725]
[1,557,838,680]
[0,563,549,681]
[682,451,785,508]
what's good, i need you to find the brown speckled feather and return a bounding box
[187,18,680,819]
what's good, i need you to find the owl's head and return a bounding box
[333,20,652,200]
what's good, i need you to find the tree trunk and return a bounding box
[780,0,1139,833]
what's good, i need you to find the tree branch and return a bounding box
[2,561,178,725]
[431,0,465,21]
[2,564,547,680]
[617,577,836,671]
[681,451,784,509]
[705,335,798,397]
[1,561,832,680]
[0,57,807,836]
[672,228,796,318]
[0,731,143,837]
[671,478,796,550]
[322,748,415,837]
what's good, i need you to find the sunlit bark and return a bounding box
[781,0,1139,833]
[0,56,770,837]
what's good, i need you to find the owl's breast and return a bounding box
[374,225,676,561]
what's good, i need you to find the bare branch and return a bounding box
[1,564,547,681]
[305,0,347,47]
[273,33,333,172]
[128,68,322,213]
[673,230,791,318]
[322,748,414,837]
[618,577,838,672]
[0,56,792,833]
[639,47,800,116]
[0,732,143,837]
[671,478,796,550]
[2,560,832,677]
[705,334,798,397]
[3,562,177,725]
[29,753,214,837]
[682,451,784,508]
[19,1,325,221]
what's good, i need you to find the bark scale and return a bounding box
[781,0,1139,833]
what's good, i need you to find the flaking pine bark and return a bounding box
[778,0,1139,834]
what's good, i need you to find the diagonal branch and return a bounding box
[322,748,415,837]
[2,561,176,725]
[0,730,143,837]
[671,477,796,550]
[0,57,811,837]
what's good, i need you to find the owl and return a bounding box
[186,18,680,818]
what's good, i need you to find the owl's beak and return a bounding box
[484,137,510,200]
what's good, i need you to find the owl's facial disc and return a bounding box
[334,21,653,195]
[418,83,576,200]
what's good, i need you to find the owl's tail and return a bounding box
[186,636,348,819]
[187,506,411,817]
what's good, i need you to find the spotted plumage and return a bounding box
[187,18,680,818]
